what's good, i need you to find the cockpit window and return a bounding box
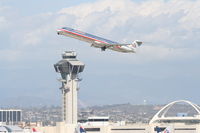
[62,27,73,31]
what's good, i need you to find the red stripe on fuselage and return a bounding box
[59,29,121,49]
[60,29,108,44]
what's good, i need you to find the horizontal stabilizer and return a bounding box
[133,40,143,46]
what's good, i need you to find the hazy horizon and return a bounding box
[0,0,200,106]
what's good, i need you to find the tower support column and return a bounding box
[54,51,85,125]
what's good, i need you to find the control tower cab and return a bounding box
[54,51,85,124]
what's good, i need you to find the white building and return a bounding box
[0,110,22,125]
[35,100,200,133]
[84,117,109,126]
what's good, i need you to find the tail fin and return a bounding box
[163,127,171,133]
[132,40,143,47]
[76,125,86,133]
[80,126,86,133]
[32,128,37,132]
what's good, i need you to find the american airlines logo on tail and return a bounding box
[76,125,86,133]
[80,126,86,133]
[155,126,171,133]
[128,40,143,48]
[163,127,171,133]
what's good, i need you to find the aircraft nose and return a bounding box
[57,29,62,35]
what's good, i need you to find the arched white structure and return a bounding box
[150,100,200,124]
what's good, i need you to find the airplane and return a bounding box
[75,124,86,133]
[155,126,171,133]
[57,27,143,53]
[163,127,171,133]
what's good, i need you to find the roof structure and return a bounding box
[149,100,200,124]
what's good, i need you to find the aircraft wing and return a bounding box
[101,40,143,48]
[92,40,133,47]
[96,43,131,46]
[91,41,124,50]
[93,42,141,48]
[91,42,136,52]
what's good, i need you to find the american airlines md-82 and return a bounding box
[57,27,143,53]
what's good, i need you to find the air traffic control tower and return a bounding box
[54,51,85,124]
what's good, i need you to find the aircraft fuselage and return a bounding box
[57,27,141,53]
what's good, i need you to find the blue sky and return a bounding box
[0,0,200,107]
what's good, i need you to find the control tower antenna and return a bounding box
[54,51,85,124]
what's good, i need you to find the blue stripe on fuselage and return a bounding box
[62,27,118,44]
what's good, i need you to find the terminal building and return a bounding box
[0,109,22,125]
[36,100,200,133]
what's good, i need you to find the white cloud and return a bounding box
[56,0,200,39]
[179,1,200,30]
[1,0,200,62]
